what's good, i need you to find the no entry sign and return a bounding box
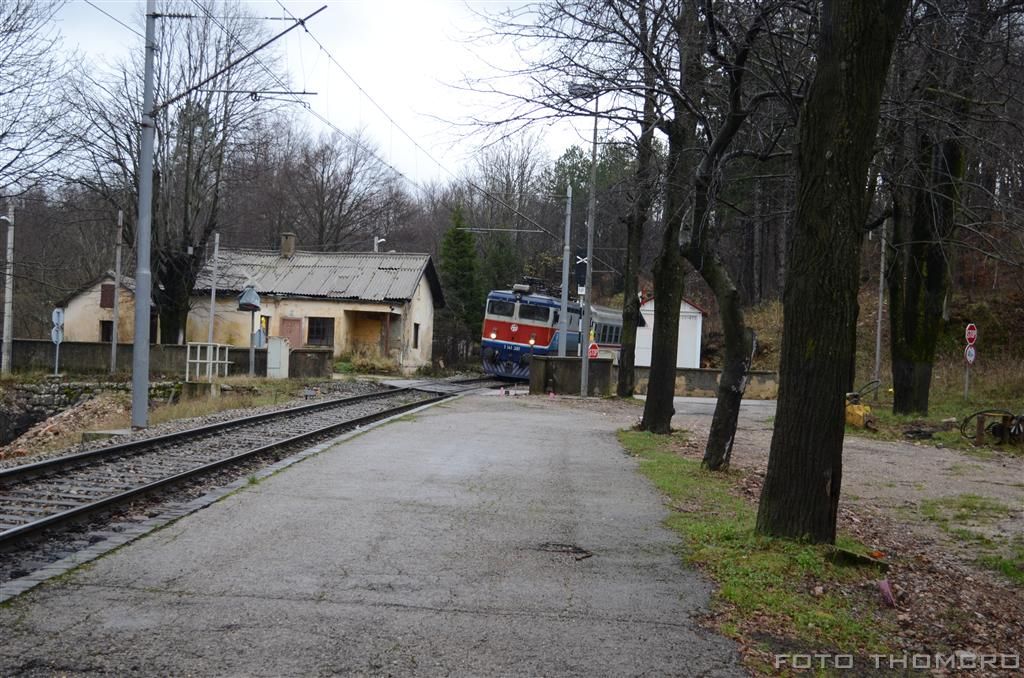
[965,323,978,345]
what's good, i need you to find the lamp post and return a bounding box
[579,93,599,397]
[558,185,572,357]
[238,286,261,377]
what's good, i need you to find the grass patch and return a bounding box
[920,494,1011,525]
[618,429,897,660]
[979,544,1024,585]
[149,378,304,426]
[917,494,1022,585]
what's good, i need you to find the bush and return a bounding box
[334,347,399,375]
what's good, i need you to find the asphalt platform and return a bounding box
[0,390,743,677]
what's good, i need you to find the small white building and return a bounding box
[634,298,706,368]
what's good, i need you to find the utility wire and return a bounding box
[154,5,326,114]
[272,1,620,276]
[189,0,417,190]
[82,0,145,39]
[271,0,575,250]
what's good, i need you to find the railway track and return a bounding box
[0,378,495,594]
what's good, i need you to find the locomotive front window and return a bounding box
[487,300,515,317]
[518,304,550,323]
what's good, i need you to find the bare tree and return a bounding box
[881,0,1024,414]
[0,0,72,194]
[288,129,406,252]
[65,0,285,342]
[219,112,302,248]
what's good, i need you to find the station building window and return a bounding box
[100,283,115,309]
[307,317,334,346]
[100,320,113,342]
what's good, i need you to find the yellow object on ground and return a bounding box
[845,402,877,430]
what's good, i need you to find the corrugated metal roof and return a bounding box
[193,249,444,306]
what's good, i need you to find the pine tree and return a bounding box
[439,207,483,339]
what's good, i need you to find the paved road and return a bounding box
[0,392,742,677]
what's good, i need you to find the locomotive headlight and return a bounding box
[528,334,536,346]
[490,330,497,339]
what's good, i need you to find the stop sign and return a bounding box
[587,342,599,359]
[966,323,978,345]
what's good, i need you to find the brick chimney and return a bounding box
[280,232,296,258]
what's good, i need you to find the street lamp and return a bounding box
[569,86,600,397]
[238,286,261,376]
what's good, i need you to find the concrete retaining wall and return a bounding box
[526,357,778,399]
[528,356,614,396]
[0,380,180,445]
[631,366,778,399]
[10,340,332,379]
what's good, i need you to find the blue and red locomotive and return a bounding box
[480,283,626,379]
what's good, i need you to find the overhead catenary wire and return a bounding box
[82,0,146,39]
[200,0,619,275]
[271,0,602,260]
[188,0,419,191]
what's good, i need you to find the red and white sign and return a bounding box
[587,342,599,360]
[965,345,977,365]
[965,323,978,345]
[510,324,518,333]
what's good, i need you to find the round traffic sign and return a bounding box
[587,342,599,360]
[965,323,978,345]
[965,345,976,365]
[51,307,65,327]
[50,326,63,345]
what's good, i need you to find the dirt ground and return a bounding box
[686,407,1024,547]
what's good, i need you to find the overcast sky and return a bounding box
[55,0,589,189]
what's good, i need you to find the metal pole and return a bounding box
[580,96,598,397]
[873,217,886,396]
[249,309,256,377]
[1,201,13,375]
[206,232,219,382]
[558,185,572,358]
[110,211,123,375]
[132,0,157,429]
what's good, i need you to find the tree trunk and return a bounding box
[617,32,658,399]
[687,172,754,471]
[888,136,963,415]
[885,2,991,416]
[617,240,642,397]
[756,0,908,543]
[639,119,690,434]
[701,277,754,471]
